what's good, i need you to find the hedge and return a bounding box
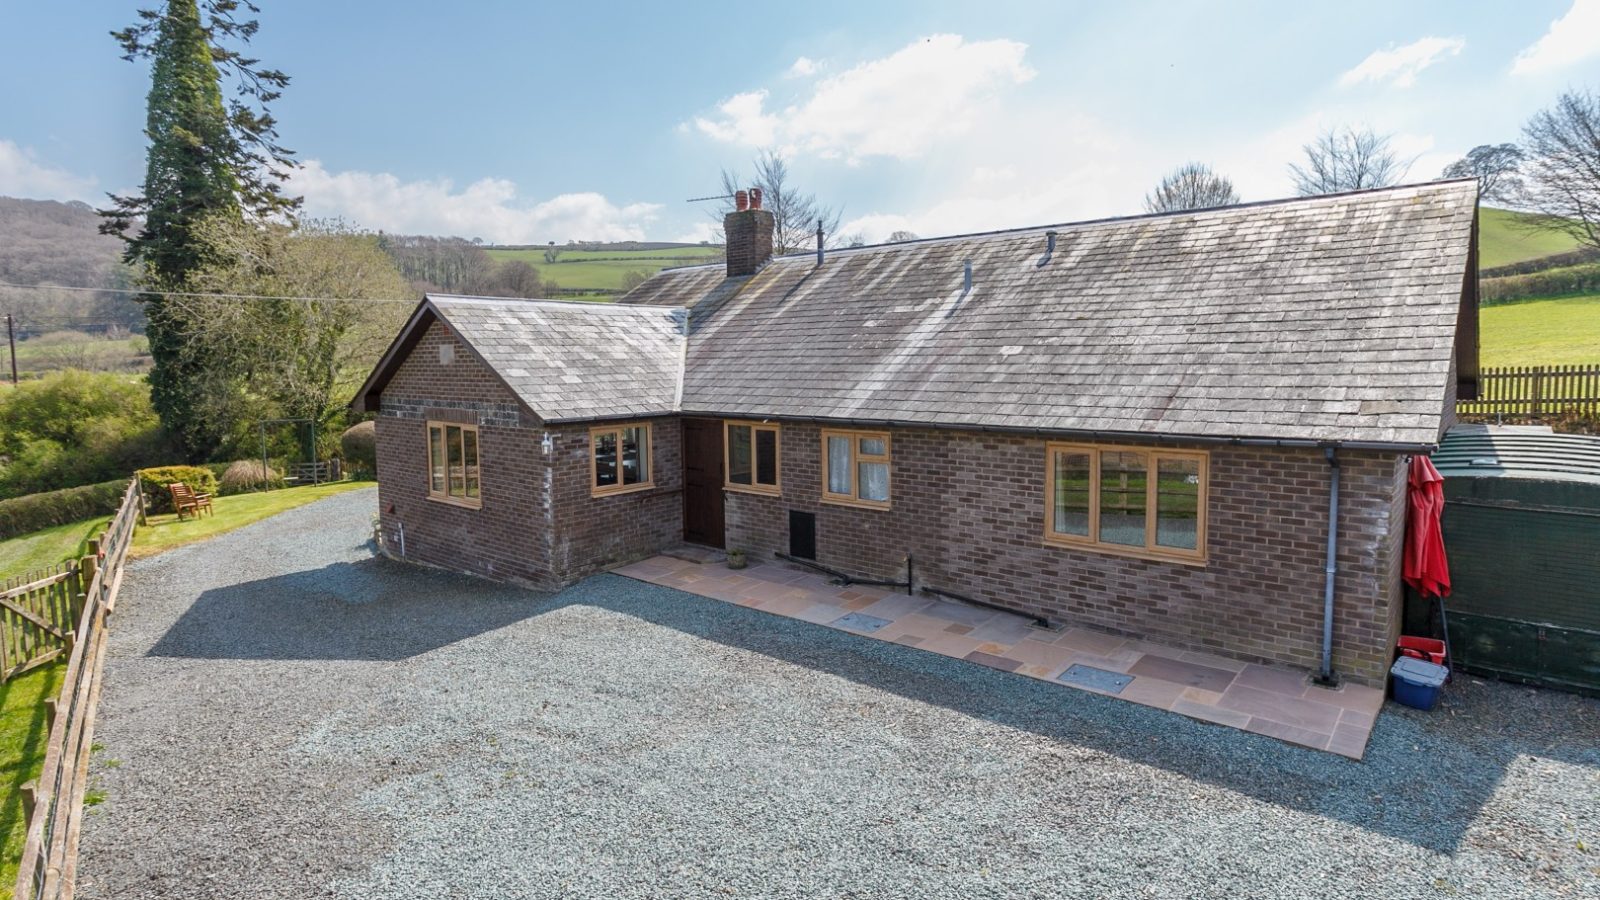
[0,478,128,542]
[137,465,220,514]
[1482,263,1600,305]
[1480,246,1600,279]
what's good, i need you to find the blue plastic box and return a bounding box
[1391,656,1449,711]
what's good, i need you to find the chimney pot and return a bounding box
[734,190,749,212]
[749,187,762,210]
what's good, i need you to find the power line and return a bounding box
[0,280,414,305]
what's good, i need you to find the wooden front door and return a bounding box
[681,418,726,548]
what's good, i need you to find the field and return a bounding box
[8,330,150,380]
[1,659,63,898]
[0,516,107,580]
[1478,206,1584,270]
[485,245,721,294]
[1479,293,1600,368]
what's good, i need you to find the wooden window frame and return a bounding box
[590,422,655,497]
[723,420,781,496]
[425,420,482,509]
[1043,442,1208,565]
[821,428,892,510]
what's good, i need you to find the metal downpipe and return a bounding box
[1316,447,1341,686]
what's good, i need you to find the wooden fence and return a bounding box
[1456,365,1600,418]
[1,561,85,683]
[13,478,142,900]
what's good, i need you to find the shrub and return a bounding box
[0,479,128,542]
[218,459,285,495]
[137,465,219,514]
[0,370,169,499]
[341,421,377,479]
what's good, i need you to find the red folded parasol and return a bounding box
[1404,455,1451,598]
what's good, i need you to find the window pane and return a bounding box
[594,430,619,487]
[827,435,851,494]
[728,424,752,485]
[755,428,777,486]
[447,426,465,497]
[859,461,889,502]
[1099,451,1147,546]
[463,429,480,499]
[859,436,886,457]
[429,426,445,494]
[622,426,648,485]
[1155,457,1200,550]
[1052,451,1091,537]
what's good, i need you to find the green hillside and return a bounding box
[1479,207,1583,270]
[1479,294,1600,368]
[486,245,722,294]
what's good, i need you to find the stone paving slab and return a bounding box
[614,555,1385,758]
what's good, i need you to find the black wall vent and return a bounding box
[788,510,817,560]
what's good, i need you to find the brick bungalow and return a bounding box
[352,179,1480,688]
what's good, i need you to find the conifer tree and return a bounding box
[100,0,298,458]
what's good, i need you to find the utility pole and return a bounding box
[6,314,16,386]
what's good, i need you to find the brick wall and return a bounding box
[546,418,683,582]
[375,319,554,587]
[722,423,1407,686]
[375,319,685,589]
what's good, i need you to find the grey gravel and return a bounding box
[79,487,1600,899]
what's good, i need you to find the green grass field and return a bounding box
[1,659,63,899]
[131,480,371,558]
[0,518,108,582]
[1479,293,1600,368]
[1479,207,1584,270]
[486,245,721,293]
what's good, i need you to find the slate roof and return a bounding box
[353,296,686,422]
[360,181,1477,448]
[625,179,1477,448]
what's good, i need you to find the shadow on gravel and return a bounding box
[142,553,1600,855]
[551,574,1600,856]
[147,557,548,662]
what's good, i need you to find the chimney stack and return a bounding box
[724,186,774,277]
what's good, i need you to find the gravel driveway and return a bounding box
[78,487,1599,899]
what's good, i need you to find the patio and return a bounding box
[614,554,1385,758]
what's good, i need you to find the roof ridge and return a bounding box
[764,178,1478,260]
[426,293,684,312]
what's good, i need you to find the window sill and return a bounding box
[592,481,657,499]
[725,483,782,497]
[426,493,482,510]
[822,495,891,512]
[1042,534,1206,567]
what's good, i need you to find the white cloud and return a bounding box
[0,140,97,201]
[288,160,660,243]
[786,56,818,78]
[1338,36,1464,88]
[1512,0,1600,75]
[693,34,1035,163]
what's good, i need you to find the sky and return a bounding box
[2,0,1599,245]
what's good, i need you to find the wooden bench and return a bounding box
[168,483,213,520]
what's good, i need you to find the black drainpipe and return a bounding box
[1314,447,1341,687]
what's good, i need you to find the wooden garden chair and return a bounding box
[168,482,214,520]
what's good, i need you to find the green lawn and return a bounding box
[1479,207,1584,270]
[1480,294,1600,368]
[486,246,721,293]
[1,660,64,899]
[131,480,371,559]
[0,518,108,582]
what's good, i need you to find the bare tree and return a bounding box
[886,230,919,243]
[1143,163,1240,213]
[1288,126,1409,196]
[1441,144,1525,204]
[1521,90,1600,252]
[718,149,843,253]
